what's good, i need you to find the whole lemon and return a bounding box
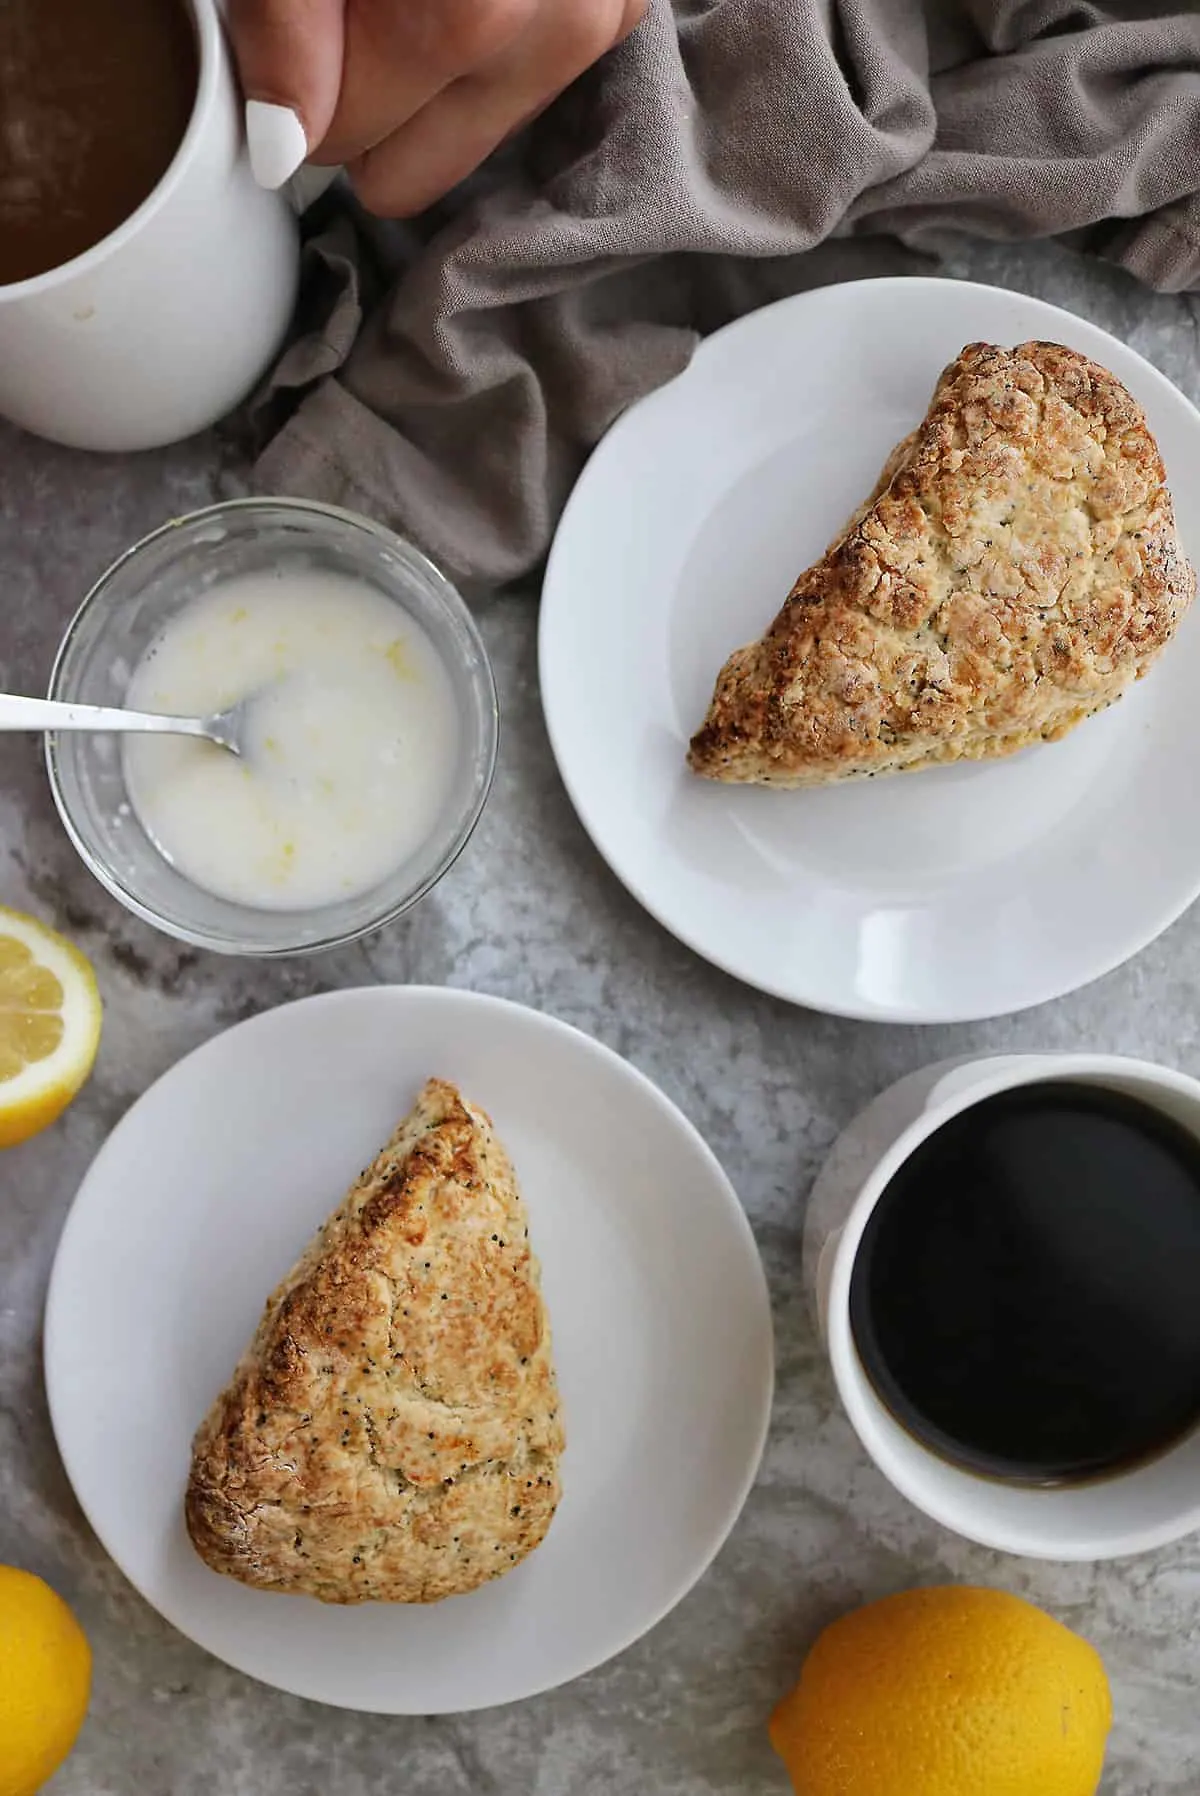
[0,1568,92,1796]
[770,1586,1111,1796]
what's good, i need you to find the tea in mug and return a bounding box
[0,0,198,285]
[849,1081,1200,1484]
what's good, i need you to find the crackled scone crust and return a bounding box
[688,341,1195,786]
[185,1079,563,1604]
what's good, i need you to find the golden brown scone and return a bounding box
[186,1079,563,1604]
[688,341,1195,786]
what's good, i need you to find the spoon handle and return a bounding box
[0,694,214,741]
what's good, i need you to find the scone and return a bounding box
[185,1078,563,1604]
[688,340,1195,787]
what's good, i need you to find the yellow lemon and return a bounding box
[770,1586,1111,1796]
[0,1567,92,1796]
[0,907,102,1149]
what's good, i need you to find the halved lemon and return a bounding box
[0,908,102,1150]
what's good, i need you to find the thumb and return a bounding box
[228,0,346,185]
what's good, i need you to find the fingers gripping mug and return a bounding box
[0,0,309,452]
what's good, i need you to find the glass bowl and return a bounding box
[46,499,499,955]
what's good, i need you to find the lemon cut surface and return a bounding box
[0,907,102,1148]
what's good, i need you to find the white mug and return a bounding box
[0,0,299,452]
[803,1052,1200,1561]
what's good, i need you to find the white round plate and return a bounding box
[45,988,773,1714]
[540,277,1200,1022]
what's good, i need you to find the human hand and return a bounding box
[231,0,646,217]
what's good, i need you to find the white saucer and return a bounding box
[44,988,773,1714]
[540,277,1200,1022]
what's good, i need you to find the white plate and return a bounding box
[44,987,773,1714]
[540,277,1200,1022]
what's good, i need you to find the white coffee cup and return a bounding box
[0,0,300,451]
[803,1053,1200,1561]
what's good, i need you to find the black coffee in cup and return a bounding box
[849,1081,1200,1485]
[0,0,197,285]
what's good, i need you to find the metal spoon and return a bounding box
[0,693,251,757]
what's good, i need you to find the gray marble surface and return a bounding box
[2,239,1199,1796]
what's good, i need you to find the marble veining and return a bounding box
[1,239,1199,1793]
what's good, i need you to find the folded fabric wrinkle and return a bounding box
[249,0,1200,588]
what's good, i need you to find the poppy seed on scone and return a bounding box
[185,1078,563,1604]
[688,341,1195,787]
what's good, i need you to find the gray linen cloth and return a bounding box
[250,0,1200,587]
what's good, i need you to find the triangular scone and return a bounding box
[186,1079,563,1605]
[688,341,1195,787]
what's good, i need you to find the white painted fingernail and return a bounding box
[245,100,308,190]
